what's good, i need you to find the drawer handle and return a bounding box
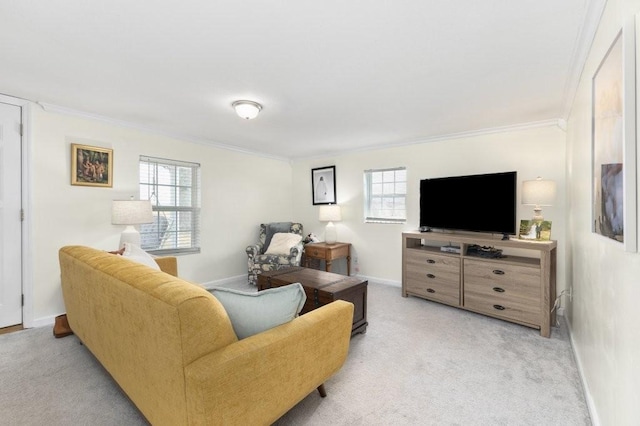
[426,288,436,293]
[492,287,505,293]
[426,259,436,264]
[426,273,436,279]
[492,269,505,275]
[493,304,506,311]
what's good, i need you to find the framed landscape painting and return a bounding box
[71,143,113,187]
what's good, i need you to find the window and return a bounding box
[139,156,201,255]
[364,167,407,223]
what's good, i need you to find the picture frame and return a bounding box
[518,220,552,241]
[311,166,336,205]
[591,20,637,253]
[71,143,113,187]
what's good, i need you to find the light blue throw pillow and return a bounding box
[209,283,307,339]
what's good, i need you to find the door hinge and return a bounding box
[20,209,24,221]
[19,123,23,136]
[21,294,24,306]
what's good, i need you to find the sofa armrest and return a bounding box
[154,256,178,277]
[184,300,354,425]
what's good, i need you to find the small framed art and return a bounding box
[311,165,336,205]
[71,143,113,187]
[518,220,552,241]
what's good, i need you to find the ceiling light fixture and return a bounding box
[232,100,262,120]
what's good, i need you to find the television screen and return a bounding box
[420,171,517,236]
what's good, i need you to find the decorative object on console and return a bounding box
[522,176,556,223]
[311,165,337,205]
[112,198,154,249]
[519,219,552,241]
[232,100,262,119]
[319,204,342,244]
[71,143,113,187]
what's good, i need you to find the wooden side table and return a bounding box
[304,242,351,276]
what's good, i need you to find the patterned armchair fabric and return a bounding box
[246,222,304,286]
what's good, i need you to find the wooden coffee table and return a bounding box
[257,267,368,336]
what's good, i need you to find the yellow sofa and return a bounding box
[59,245,354,425]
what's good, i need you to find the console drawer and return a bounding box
[405,250,459,274]
[464,292,540,325]
[405,277,460,306]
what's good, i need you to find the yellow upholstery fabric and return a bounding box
[59,245,354,426]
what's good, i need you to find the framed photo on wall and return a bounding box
[311,165,336,205]
[71,143,113,187]
[591,20,637,253]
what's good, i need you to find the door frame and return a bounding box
[0,94,33,328]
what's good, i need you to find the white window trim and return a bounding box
[364,166,407,224]
[139,155,201,255]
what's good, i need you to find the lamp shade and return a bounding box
[112,200,154,225]
[522,177,556,206]
[319,205,342,222]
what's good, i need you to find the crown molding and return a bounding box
[294,118,565,161]
[561,0,608,120]
[36,102,290,162]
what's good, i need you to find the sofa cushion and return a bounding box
[264,233,303,255]
[209,283,306,339]
[122,242,160,270]
[264,222,293,252]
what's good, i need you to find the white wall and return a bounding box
[292,124,567,291]
[29,106,293,324]
[565,0,640,424]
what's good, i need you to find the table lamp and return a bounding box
[522,177,556,222]
[319,204,342,244]
[112,199,154,248]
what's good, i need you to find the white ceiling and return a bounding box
[0,1,602,160]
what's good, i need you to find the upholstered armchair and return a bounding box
[246,222,304,286]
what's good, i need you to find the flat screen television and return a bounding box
[419,171,517,237]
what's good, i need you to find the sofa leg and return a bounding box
[317,384,327,398]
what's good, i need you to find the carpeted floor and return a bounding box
[0,282,590,425]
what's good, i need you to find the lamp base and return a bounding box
[531,206,544,223]
[119,226,141,249]
[324,222,337,244]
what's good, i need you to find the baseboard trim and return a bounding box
[200,274,247,290]
[565,315,600,426]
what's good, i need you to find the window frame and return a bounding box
[363,166,407,224]
[139,155,201,255]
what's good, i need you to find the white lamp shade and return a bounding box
[232,100,262,119]
[319,205,342,222]
[112,200,154,225]
[522,178,556,206]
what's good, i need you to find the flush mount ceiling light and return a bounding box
[232,100,262,120]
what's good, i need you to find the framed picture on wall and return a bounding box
[71,143,113,187]
[591,21,637,253]
[311,165,336,205]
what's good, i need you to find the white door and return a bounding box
[0,102,22,328]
